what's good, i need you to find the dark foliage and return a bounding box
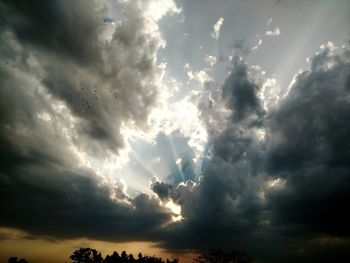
[70,248,103,263]
[8,257,29,263]
[193,249,253,263]
[8,247,253,263]
[70,248,178,263]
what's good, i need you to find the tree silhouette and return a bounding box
[193,249,253,263]
[70,247,103,263]
[8,246,251,263]
[70,248,178,263]
[8,257,29,263]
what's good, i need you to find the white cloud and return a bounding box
[211,17,224,40]
[264,27,281,36]
[252,38,263,51]
[142,0,181,22]
[205,55,217,66]
[184,63,213,85]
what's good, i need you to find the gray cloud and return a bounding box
[0,1,102,64]
[1,0,350,262]
[265,45,350,237]
[151,44,350,262]
[0,0,165,154]
[0,0,174,243]
[0,54,173,243]
[151,180,175,201]
[151,57,268,253]
[222,58,265,124]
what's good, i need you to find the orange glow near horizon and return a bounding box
[0,228,197,263]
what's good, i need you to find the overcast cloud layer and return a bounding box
[0,1,350,263]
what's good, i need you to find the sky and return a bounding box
[0,0,350,262]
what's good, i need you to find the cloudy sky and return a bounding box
[0,0,350,262]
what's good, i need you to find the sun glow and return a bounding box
[165,200,183,222]
[267,178,286,189]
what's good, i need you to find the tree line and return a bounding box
[8,247,253,263]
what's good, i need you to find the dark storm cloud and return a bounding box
[265,45,350,237]
[152,57,267,251]
[0,0,102,64]
[1,0,350,261]
[151,45,350,262]
[0,0,164,154]
[151,180,175,201]
[0,0,174,242]
[222,57,264,124]
[148,172,199,204]
[0,50,173,243]
[0,165,172,241]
